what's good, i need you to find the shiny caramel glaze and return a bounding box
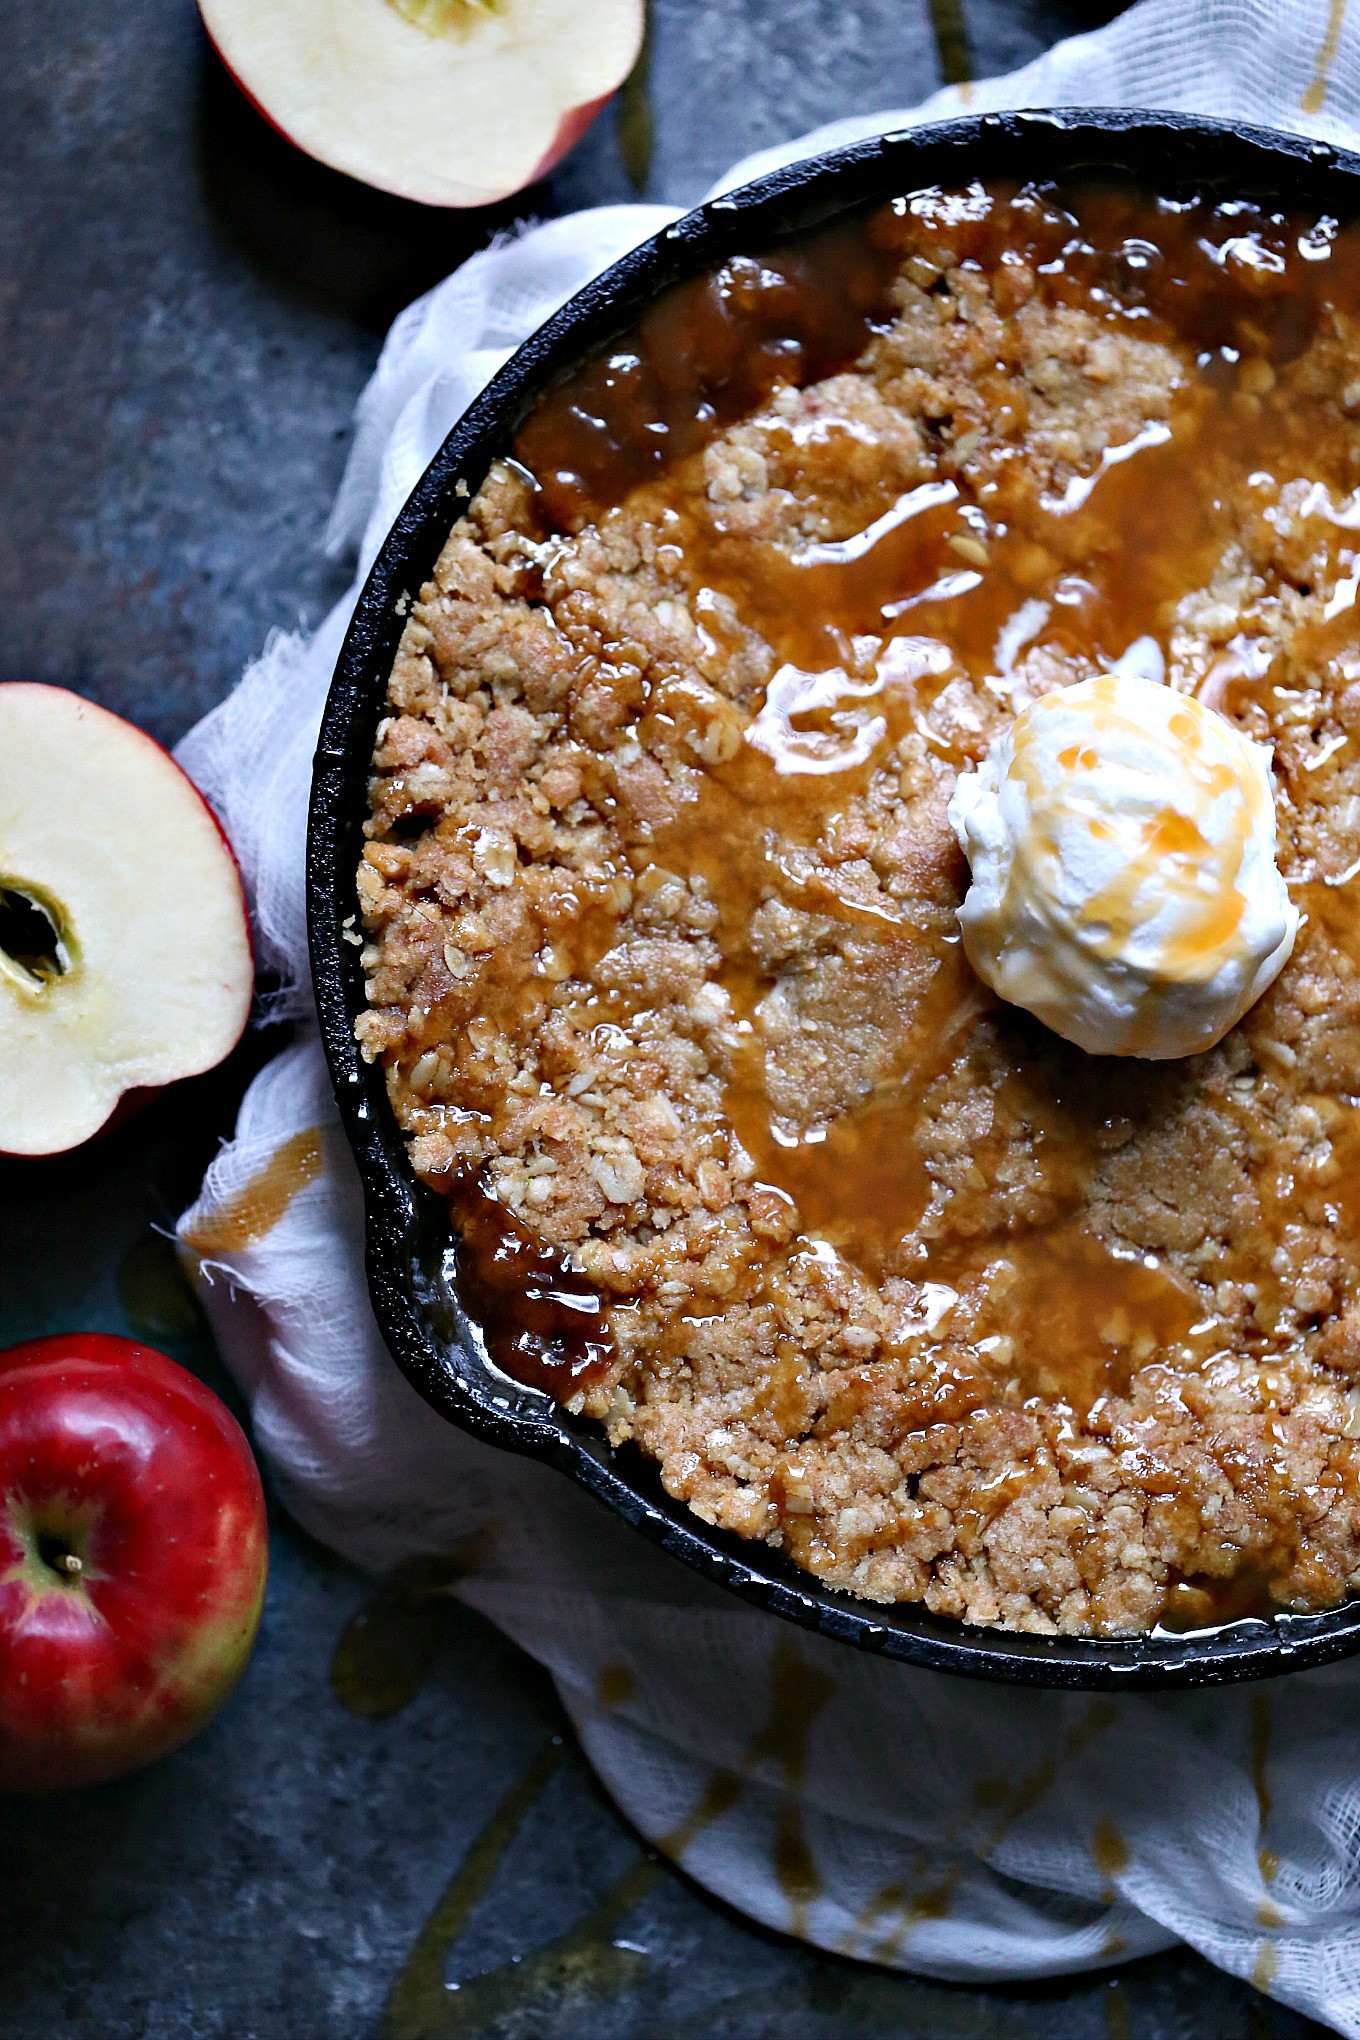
[450,1176,614,1394]
[509,184,1360,1408]
[516,210,907,530]
[365,177,1360,1630]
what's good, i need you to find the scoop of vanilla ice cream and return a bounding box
[947,657,1298,1059]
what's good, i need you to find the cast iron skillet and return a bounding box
[310,109,1360,1689]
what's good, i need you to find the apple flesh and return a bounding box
[198,0,645,208]
[0,1334,268,1792]
[0,684,253,1157]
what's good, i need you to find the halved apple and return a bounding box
[0,686,254,1158]
[198,0,645,208]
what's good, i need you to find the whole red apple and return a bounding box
[0,1334,268,1791]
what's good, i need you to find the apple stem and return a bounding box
[35,1530,85,1579]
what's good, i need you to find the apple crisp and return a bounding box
[356,181,1360,1634]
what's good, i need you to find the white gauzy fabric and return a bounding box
[176,1,1360,2027]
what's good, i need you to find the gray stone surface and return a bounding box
[0,0,1118,749]
[0,0,1328,2032]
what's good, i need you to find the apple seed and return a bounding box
[387,0,504,38]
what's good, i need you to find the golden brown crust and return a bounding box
[357,190,1360,1635]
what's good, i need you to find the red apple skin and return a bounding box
[529,92,614,186]
[0,683,255,1162]
[0,1334,268,1791]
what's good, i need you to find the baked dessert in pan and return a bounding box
[315,116,1360,1670]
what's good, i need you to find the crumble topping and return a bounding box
[356,183,1360,1634]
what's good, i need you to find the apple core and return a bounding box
[387,0,504,39]
[0,881,71,994]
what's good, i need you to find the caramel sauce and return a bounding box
[448,1177,614,1395]
[594,1661,637,1708]
[724,987,963,1270]
[1253,1940,1280,1993]
[516,211,907,530]
[1092,1815,1130,1880]
[654,1634,833,1898]
[1105,1984,1134,2040]
[181,1127,324,1255]
[1157,1567,1281,1631]
[654,1768,743,1861]
[1251,1692,1278,1888]
[970,1222,1203,1409]
[462,181,1360,1439]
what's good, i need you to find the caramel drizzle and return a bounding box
[448,180,1360,1447]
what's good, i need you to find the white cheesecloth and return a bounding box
[174,2,1360,2026]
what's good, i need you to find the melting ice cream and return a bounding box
[948,651,1298,1059]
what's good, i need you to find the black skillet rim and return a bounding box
[309,107,1360,1689]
